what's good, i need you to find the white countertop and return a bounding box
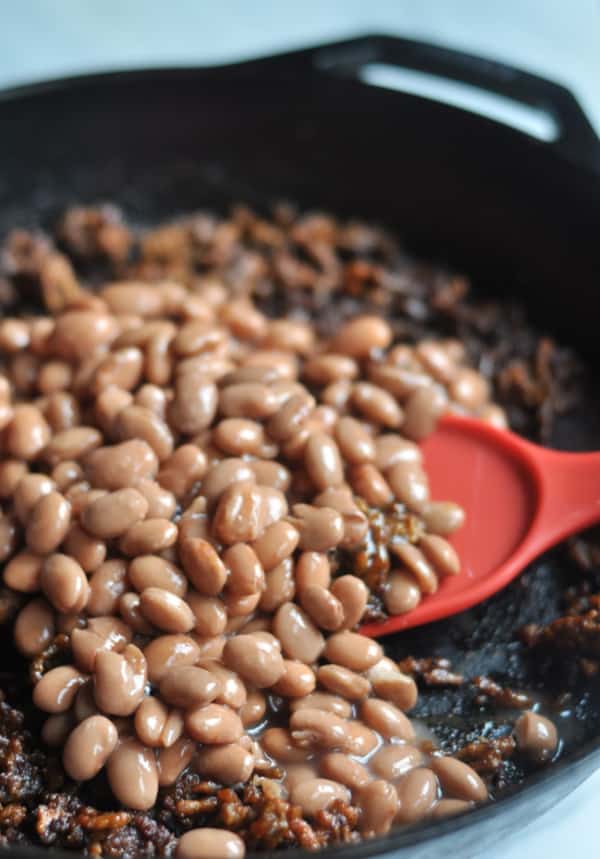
[1,2,599,857]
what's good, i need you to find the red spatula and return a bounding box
[361,413,600,637]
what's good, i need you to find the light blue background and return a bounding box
[1,2,599,858]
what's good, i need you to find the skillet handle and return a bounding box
[310,34,600,174]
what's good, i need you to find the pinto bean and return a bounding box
[223,633,285,689]
[94,644,147,716]
[320,754,371,791]
[106,737,159,811]
[26,492,71,554]
[40,554,89,614]
[87,560,129,616]
[514,711,559,764]
[394,768,439,824]
[290,778,351,817]
[317,665,370,700]
[272,602,325,663]
[324,631,382,672]
[81,488,148,539]
[359,779,399,836]
[176,829,245,859]
[157,738,196,786]
[330,575,368,629]
[430,757,487,801]
[14,597,55,656]
[63,715,119,781]
[195,743,254,785]
[33,666,86,713]
[85,440,158,489]
[159,666,220,708]
[185,704,243,744]
[422,501,466,535]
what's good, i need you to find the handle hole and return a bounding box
[360,63,559,142]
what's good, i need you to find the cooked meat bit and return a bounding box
[454,735,517,777]
[471,676,533,709]
[522,610,600,656]
[398,656,464,687]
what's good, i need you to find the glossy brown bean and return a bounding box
[187,592,227,637]
[394,768,439,824]
[303,432,344,491]
[290,778,351,817]
[168,372,218,435]
[87,560,129,616]
[33,666,86,713]
[0,514,18,563]
[4,550,44,593]
[128,555,187,597]
[157,737,196,786]
[351,382,403,428]
[26,491,71,554]
[223,544,265,594]
[63,715,119,781]
[63,523,106,573]
[294,552,330,592]
[143,635,201,684]
[134,695,169,747]
[422,501,466,535]
[40,554,89,614]
[320,753,371,791]
[81,488,148,539]
[106,737,159,811]
[374,434,422,470]
[185,703,243,744]
[50,311,118,360]
[390,542,438,594]
[14,597,55,656]
[290,708,354,753]
[259,558,295,612]
[317,665,370,700]
[134,478,177,519]
[430,756,487,802]
[219,382,279,419]
[272,660,316,698]
[84,439,158,489]
[359,779,399,836]
[272,602,325,663]
[198,659,247,709]
[115,405,174,462]
[290,692,353,719]
[449,368,489,411]
[179,538,228,596]
[366,658,418,711]
[324,631,382,672]
[334,416,376,464]
[300,585,344,631]
[120,519,178,556]
[4,405,51,460]
[361,698,415,740]
[415,340,457,383]
[240,689,267,727]
[94,644,147,716]
[267,391,314,442]
[514,711,558,764]
[431,798,474,819]
[384,570,422,615]
[139,587,195,633]
[223,633,285,688]
[0,459,28,498]
[71,617,132,672]
[176,828,246,859]
[13,473,55,523]
[419,534,461,576]
[330,316,392,358]
[288,504,344,552]
[201,459,256,505]
[386,461,429,513]
[43,426,103,465]
[212,482,268,545]
[252,521,299,571]
[402,385,447,440]
[330,575,369,629]
[159,665,221,708]
[247,459,291,491]
[195,743,254,785]
[349,463,394,507]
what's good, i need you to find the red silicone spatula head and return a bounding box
[361,413,600,638]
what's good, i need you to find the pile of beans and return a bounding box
[0,272,538,858]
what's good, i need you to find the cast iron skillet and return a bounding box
[1,34,600,859]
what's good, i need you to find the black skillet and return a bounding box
[1,33,600,859]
